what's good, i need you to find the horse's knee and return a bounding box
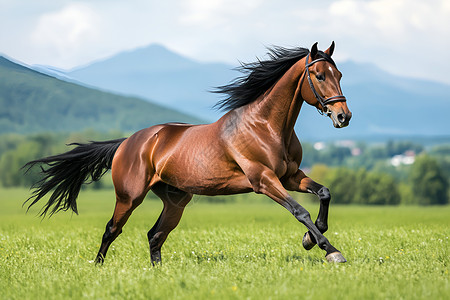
[318,186,331,203]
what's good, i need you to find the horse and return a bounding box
[24,42,352,265]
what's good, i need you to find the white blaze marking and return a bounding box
[328,66,334,76]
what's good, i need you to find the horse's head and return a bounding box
[301,42,352,128]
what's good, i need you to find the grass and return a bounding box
[0,188,449,299]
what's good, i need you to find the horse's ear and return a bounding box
[310,42,318,59]
[325,41,335,57]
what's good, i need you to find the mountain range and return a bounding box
[3,43,449,140]
[65,44,236,121]
[51,44,450,140]
[0,55,202,135]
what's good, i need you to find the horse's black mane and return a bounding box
[213,46,335,111]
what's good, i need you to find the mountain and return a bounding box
[60,44,450,140]
[0,56,202,135]
[67,44,237,120]
[32,64,75,82]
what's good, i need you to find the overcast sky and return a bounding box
[1,0,449,84]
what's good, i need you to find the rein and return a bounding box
[300,53,346,115]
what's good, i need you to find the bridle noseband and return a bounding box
[300,53,347,115]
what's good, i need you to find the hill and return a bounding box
[0,56,202,134]
[63,44,450,140]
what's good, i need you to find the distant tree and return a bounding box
[429,144,450,156]
[313,145,350,166]
[323,167,400,205]
[399,183,415,205]
[366,146,388,160]
[0,141,42,187]
[309,164,329,184]
[324,168,356,204]
[386,140,423,157]
[428,145,450,180]
[0,131,127,188]
[409,155,448,205]
[365,172,400,205]
[300,142,320,168]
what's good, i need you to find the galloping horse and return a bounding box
[25,42,352,264]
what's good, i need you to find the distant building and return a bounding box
[390,150,415,167]
[314,140,361,156]
[314,142,326,151]
[351,148,362,156]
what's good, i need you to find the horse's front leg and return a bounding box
[249,168,346,263]
[282,170,332,251]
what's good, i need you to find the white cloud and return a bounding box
[180,0,262,25]
[328,0,448,42]
[1,0,450,84]
[306,0,450,82]
[30,3,100,65]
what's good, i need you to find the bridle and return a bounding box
[300,52,347,115]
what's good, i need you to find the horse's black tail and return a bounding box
[23,138,126,217]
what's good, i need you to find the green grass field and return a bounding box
[1,188,449,299]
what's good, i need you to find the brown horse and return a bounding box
[25,42,352,265]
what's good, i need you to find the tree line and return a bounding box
[0,131,448,205]
[308,156,448,205]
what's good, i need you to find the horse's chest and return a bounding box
[279,151,300,178]
[285,159,300,177]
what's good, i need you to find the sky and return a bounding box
[1,0,449,84]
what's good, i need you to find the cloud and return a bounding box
[1,0,449,84]
[31,3,100,63]
[323,0,450,82]
[328,0,448,42]
[180,0,262,26]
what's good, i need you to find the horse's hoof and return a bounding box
[94,253,104,265]
[302,232,316,250]
[325,252,347,263]
[94,257,104,265]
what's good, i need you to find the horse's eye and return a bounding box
[316,73,325,82]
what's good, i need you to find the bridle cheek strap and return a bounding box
[300,53,347,115]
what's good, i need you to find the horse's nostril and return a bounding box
[337,113,346,123]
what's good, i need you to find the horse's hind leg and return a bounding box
[148,182,192,265]
[94,191,147,264]
[94,159,151,264]
[94,127,164,264]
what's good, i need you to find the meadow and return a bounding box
[0,188,448,299]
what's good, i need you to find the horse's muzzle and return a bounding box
[330,110,352,128]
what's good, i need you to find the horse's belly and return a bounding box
[178,173,252,195]
[156,151,251,195]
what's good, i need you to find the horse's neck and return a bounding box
[245,60,305,144]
